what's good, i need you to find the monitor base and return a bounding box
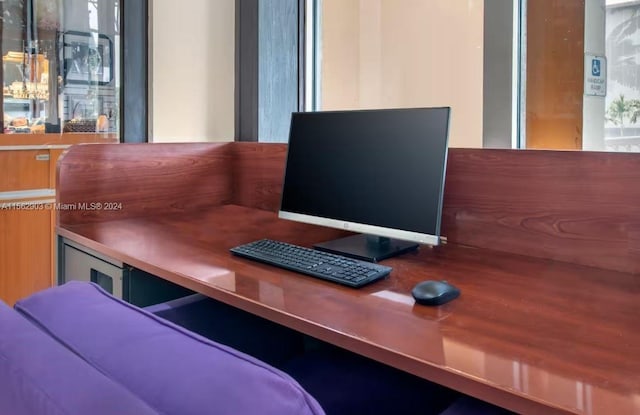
[314,234,418,263]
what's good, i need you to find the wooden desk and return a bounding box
[56,143,640,415]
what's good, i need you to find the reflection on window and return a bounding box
[312,0,484,148]
[605,1,640,152]
[1,0,120,135]
[309,1,640,152]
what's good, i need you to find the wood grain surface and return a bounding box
[442,149,640,274]
[227,144,640,274]
[56,143,234,225]
[0,207,52,305]
[0,150,50,191]
[58,205,640,415]
[57,143,640,274]
[231,142,288,211]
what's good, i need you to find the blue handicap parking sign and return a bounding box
[592,59,601,76]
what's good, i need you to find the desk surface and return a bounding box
[58,204,640,415]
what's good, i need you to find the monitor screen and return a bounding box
[279,107,451,261]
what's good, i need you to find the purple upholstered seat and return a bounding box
[0,300,158,415]
[15,281,325,415]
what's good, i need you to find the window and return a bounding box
[1,0,120,136]
[307,0,640,152]
[308,0,484,148]
[604,0,640,152]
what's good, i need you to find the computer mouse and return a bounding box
[411,280,460,306]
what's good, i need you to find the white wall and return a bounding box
[583,0,606,151]
[320,0,484,148]
[150,0,234,142]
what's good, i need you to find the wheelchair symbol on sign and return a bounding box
[592,59,601,77]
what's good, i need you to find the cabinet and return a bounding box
[0,138,116,306]
[0,0,131,305]
[0,204,52,305]
[58,238,194,307]
[0,148,54,306]
[61,239,124,299]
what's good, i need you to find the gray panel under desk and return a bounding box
[58,237,193,307]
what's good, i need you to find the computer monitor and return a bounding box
[279,107,451,262]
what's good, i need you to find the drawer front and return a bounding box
[0,206,52,306]
[0,150,50,191]
[63,244,124,299]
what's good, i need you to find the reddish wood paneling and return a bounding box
[442,148,640,274]
[227,144,640,274]
[231,142,288,211]
[57,142,640,275]
[56,143,234,225]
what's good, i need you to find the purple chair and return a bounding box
[0,300,158,415]
[15,281,325,415]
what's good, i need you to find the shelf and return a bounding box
[4,98,49,104]
[2,97,48,105]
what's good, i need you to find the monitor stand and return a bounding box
[314,234,419,262]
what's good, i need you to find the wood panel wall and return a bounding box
[442,148,640,274]
[231,143,640,274]
[0,201,52,306]
[57,142,640,275]
[56,143,234,226]
[231,142,287,211]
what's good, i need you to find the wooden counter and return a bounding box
[56,143,640,415]
[0,132,118,147]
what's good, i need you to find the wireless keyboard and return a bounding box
[230,239,392,288]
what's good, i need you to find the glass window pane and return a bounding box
[605,1,640,152]
[315,0,484,148]
[2,0,120,136]
[525,1,584,150]
[311,0,640,152]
